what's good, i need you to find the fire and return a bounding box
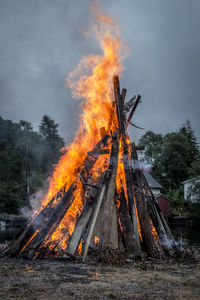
[149,218,159,241]
[20,230,39,254]
[94,235,100,248]
[32,2,127,252]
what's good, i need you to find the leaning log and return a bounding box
[99,134,119,251]
[131,143,155,256]
[113,75,141,256]
[118,188,139,256]
[82,173,107,262]
[142,175,176,251]
[66,201,94,255]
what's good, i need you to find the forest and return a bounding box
[0,115,64,213]
[0,116,199,218]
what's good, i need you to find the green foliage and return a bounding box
[139,131,163,165]
[189,155,200,178]
[39,115,64,173]
[186,203,200,219]
[139,121,200,190]
[0,115,64,213]
[139,121,200,218]
[164,186,184,208]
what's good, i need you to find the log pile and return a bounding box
[5,76,176,261]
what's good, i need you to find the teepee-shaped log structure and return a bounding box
[5,76,176,261]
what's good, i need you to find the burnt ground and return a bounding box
[0,249,200,300]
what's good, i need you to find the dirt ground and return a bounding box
[0,252,200,300]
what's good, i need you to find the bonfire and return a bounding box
[5,3,176,262]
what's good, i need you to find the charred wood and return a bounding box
[126,95,141,126]
[118,188,139,256]
[131,143,155,256]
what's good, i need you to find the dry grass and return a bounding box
[0,257,200,300]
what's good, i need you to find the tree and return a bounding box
[179,120,199,166]
[139,122,200,190]
[0,115,64,213]
[39,115,64,173]
[19,120,33,132]
[189,156,200,178]
[161,132,190,188]
[138,131,163,165]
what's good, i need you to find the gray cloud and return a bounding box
[0,0,199,143]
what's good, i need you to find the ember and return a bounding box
[4,2,176,261]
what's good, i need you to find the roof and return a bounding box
[144,172,163,189]
[181,176,200,185]
[156,194,171,202]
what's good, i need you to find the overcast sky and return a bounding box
[0,0,199,143]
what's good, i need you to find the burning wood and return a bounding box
[4,75,177,262]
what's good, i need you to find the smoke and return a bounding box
[20,179,49,219]
[131,158,153,173]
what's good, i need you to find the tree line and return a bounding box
[0,115,64,212]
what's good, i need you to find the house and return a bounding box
[156,194,171,216]
[144,172,163,196]
[182,176,200,203]
[144,172,171,216]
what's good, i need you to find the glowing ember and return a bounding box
[94,235,100,247]
[20,230,39,254]
[149,218,159,241]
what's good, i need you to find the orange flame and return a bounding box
[149,218,159,241]
[20,230,39,254]
[34,2,127,252]
[94,235,100,247]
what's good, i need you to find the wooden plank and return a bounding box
[121,88,127,105]
[118,188,140,256]
[113,75,141,256]
[82,175,107,262]
[66,202,94,255]
[100,137,119,251]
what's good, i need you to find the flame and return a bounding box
[31,2,127,253]
[94,235,100,247]
[149,218,159,241]
[20,230,39,254]
[77,239,83,255]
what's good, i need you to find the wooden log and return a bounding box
[113,75,141,256]
[129,122,144,130]
[131,143,155,256]
[113,75,126,134]
[126,95,141,126]
[20,183,76,258]
[87,149,110,155]
[82,173,107,262]
[123,96,136,113]
[6,191,62,256]
[118,188,140,256]
[142,175,176,251]
[66,201,94,255]
[135,145,145,151]
[100,137,119,251]
[121,88,127,105]
[82,135,119,261]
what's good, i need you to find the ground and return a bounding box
[0,254,200,300]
